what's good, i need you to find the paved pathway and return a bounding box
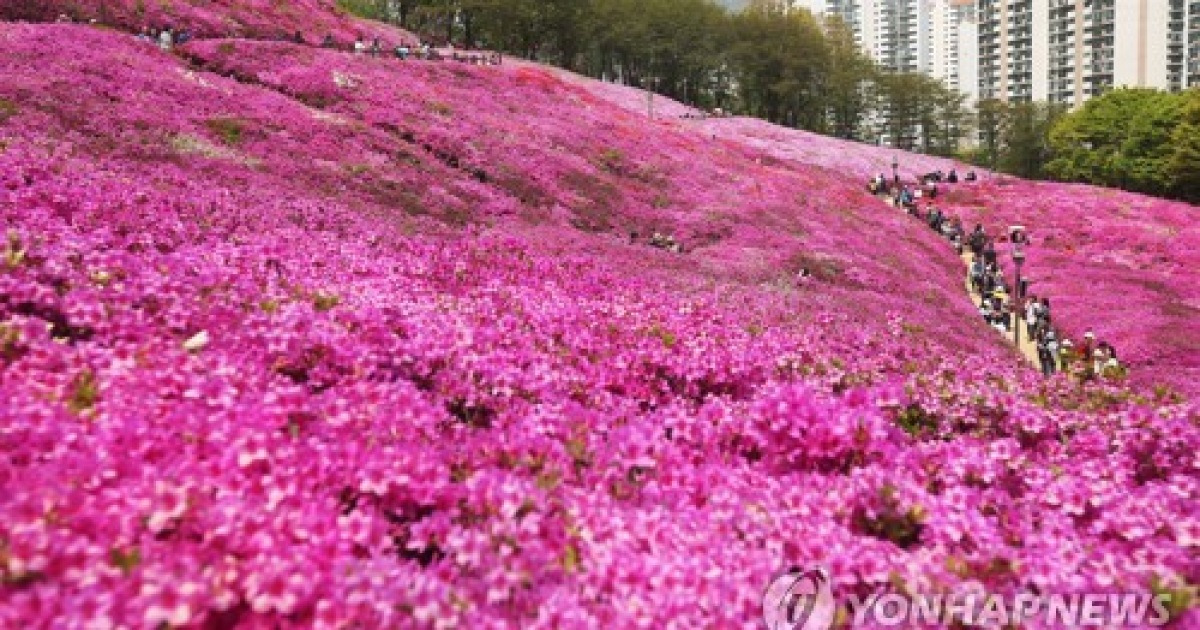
[958,251,1041,366]
[880,193,1040,367]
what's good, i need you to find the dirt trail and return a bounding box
[959,252,1042,366]
[880,193,1040,367]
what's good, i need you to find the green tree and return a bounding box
[1046,88,1184,194]
[974,98,1009,170]
[578,0,731,105]
[1000,101,1065,179]
[822,14,876,140]
[875,72,965,153]
[730,0,829,129]
[1167,90,1200,202]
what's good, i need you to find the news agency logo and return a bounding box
[762,567,1179,629]
[762,566,836,630]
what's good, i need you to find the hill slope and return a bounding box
[557,76,1200,396]
[2,0,414,42]
[0,21,1197,629]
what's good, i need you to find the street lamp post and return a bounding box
[646,76,659,121]
[1010,226,1027,348]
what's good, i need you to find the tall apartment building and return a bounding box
[1188,1,1200,87]
[979,0,1200,107]
[798,0,1200,111]
[804,0,981,100]
[929,0,979,100]
[879,0,922,72]
[821,0,863,46]
[977,0,1047,102]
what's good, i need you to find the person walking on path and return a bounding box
[983,239,998,267]
[969,257,985,294]
[1037,329,1059,377]
[1059,339,1074,372]
[969,225,986,258]
[1025,296,1042,339]
[158,27,174,51]
[1078,332,1097,379]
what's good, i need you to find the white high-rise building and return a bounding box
[799,0,1200,110]
[1191,1,1200,87]
[979,0,1200,107]
[928,0,980,101]
[805,0,981,101]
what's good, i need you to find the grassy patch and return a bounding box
[785,250,843,282]
[0,98,17,124]
[894,403,938,437]
[205,117,249,146]
[4,230,25,269]
[595,148,625,175]
[67,369,99,415]
[647,324,677,349]
[851,484,925,549]
[0,324,24,363]
[312,292,340,312]
[561,171,619,232]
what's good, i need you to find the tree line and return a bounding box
[969,89,1200,203]
[338,0,970,155]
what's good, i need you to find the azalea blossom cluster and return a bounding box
[3,0,413,43]
[0,21,1197,629]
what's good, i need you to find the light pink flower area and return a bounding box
[8,0,416,42]
[0,22,1197,629]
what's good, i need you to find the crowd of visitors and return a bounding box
[335,35,502,65]
[680,109,734,120]
[134,25,193,50]
[869,168,1123,381]
[646,232,683,253]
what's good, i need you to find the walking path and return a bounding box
[877,190,1040,366]
[957,250,1040,365]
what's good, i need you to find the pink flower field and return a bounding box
[2,0,415,43]
[0,17,1197,630]
[937,181,1200,397]
[590,106,1199,399]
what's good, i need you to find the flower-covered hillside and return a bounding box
[2,25,1011,358]
[1,0,414,43]
[574,82,1200,398]
[936,181,1200,397]
[1,22,1198,629]
[565,77,970,182]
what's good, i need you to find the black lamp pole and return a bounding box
[1012,234,1026,348]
